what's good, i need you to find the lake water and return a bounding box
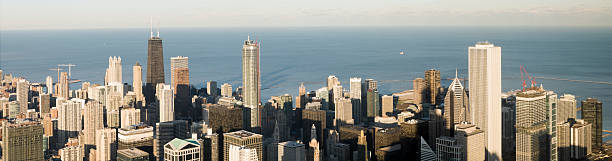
[1,26,611,130]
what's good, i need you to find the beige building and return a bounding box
[468,42,502,160]
[221,83,233,97]
[158,84,175,122]
[96,128,118,161]
[223,130,263,161]
[16,79,29,114]
[58,98,84,146]
[83,100,104,148]
[120,107,141,128]
[59,138,83,161]
[2,119,44,161]
[335,98,354,125]
[133,62,144,103]
[118,124,154,149]
[443,70,470,136]
[381,95,394,117]
[571,119,592,160]
[558,94,576,123]
[105,56,123,84]
[515,87,548,161]
[455,123,484,161]
[424,69,440,104]
[412,78,426,105]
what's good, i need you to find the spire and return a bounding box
[455,68,458,79]
[150,17,153,38]
[156,20,160,38]
[310,124,317,140]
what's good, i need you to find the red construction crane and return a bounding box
[520,65,537,91]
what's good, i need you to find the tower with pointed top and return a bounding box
[242,35,261,129]
[443,69,470,136]
[145,20,165,106]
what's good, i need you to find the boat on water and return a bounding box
[400,50,405,55]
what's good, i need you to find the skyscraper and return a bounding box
[424,69,440,104]
[350,77,362,99]
[59,138,83,161]
[558,94,576,123]
[83,101,104,150]
[221,83,233,97]
[335,98,354,125]
[158,84,174,122]
[16,79,29,115]
[443,70,469,136]
[224,130,263,161]
[327,75,340,91]
[106,56,122,85]
[468,41,502,160]
[242,36,261,129]
[58,98,84,147]
[208,80,218,97]
[133,62,144,103]
[39,93,51,114]
[46,75,54,94]
[96,128,118,161]
[170,56,189,93]
[515,87,548,161]
[146,28,165,104]
[381,95,394,117]
[412,78,426,105]
[121,107,141,128]
[366,89,380,121]
[59,72,69,99]
[435,136,462,161]
[570,119,592,160]
[581,98,602,152]
[455,123,485,161]
[2,119,44,161]
[154,120,190,161]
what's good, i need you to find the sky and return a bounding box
[1,0,611,30]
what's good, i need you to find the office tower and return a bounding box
[307,125,321,161]
[365,79,377,90]
[558,94,576,123]
[356,129,369,161]
[242,36,261,125]
[350,78,362,99]
[435,136,462,161]
[202,133,220,161]
[366,89,380,121]
[171,56,189,92]
[443,70,469,136]
[332,85,343,102]
[515,88,548,161]
[164,138,201,161]
[17,79,29,114]
[106,56,123,84]
[316,87,329,109]
[429,109,443,146]
[154,120,190,161]
[278,141,306,161]
[424,69,440,104]
[546,91,558,161]
[96,128,118,161]
[455,123,485,161]
[59,138,83,161]
[302,109,327,147]
[468,42,502,160]
[412,78,426,105]
[381,95,393,117]
[58,98,84,146]
[420,136,437,161]
[174,68,191,119]
[2,119,44,161]
[557,122,571,161]
[221,83,233,97]
[581,98,602,152]
[335,98,354,125]
[121,107,141,128]
[297,83,306,108]
[118,148,150,161]
[158,84,174,122]
[207,104,246,133]
[207,81,218,96]
[83,100,104,153]
[59,72,69,99]
[42,113,54,136]
[7,101,19,118]
[570,119,592,160]
[133,62,144,103]
[118,124,154,149]
[146,28,165,104]
[327,75,340,90]
[46,75,54,94]
[224,130,263,161]
[106,83,123,128]
[40,93,50,114]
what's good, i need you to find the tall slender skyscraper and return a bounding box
[83,100,104,152]
[146,25,165,104]
[59,72,69,99]
[443,70,470,136]
[16,79,29,115]
[133,62,144,103]
[58,98,84,147]
[581,98,602,152]
[242,36,261,129]
[468,41,502,160]
[158,84,174,122]
[424,69,440,105]
[46,76,53,94]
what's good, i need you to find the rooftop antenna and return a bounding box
[156,19,160,37]
[150,17,153,38]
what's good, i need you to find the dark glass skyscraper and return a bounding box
[581,98,602,152]
[145,32,165,104]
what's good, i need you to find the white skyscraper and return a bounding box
[58,98,84,146]
[133,62,144,103]
[83,100,104,146]
[46,76,53,94]
[120,107,141,129]
[242,36,261,129]
[158,84,174,122]
[468,41,502,160]
[349,78,362,99]
[16,79,29,115]
[105,56,122,85]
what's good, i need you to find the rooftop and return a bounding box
[279,141,305,148]
[118,148,149,157]
[225,130,261,139]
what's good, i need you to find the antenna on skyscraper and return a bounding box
[150,17,153,38]
[156,18,160,37]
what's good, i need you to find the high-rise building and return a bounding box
[223,130,263,161]
[278,141,306,161]
[171,56,189,93]
[221,83,233,97]
[429,109,444,146]
[242,36,261,111]
[468,41,502,160]
[59,138,83,161]
[570,119,592,160]
[133,62,144,103]
[435,136,462,161]
[146,29,165,105]
[443,70,470,136]
[335,98,354,125]
[515,88,548,161]
[420,136,437,161]
[164,138,201,161]
[202,133,220,161]
[121,107,141,128]
[106,83,124,128]
[106,56,123,84]
[381,95,394,117]
[558,94,576,123]
[207,104,246,133]
[96,128,118,161]
[366,89,380,121]
[17,79,29,114]
[424,69,440,104]
[327,75,340,91]
[117,148,150,161]
[46,75,54,94]
[412,78,426,105]
[59,72,69,99]
[39,93,50,114]
[350,78,362,99]
[118,124,154,149]
[301,109,327,146]
[2,119,44,161]
[207,81,218,97]
[58,98,84,146]
[581,98,602,152]
[557,122,571,161]
[316,87,330,110]
[546,91,558,161]
[158,84,174,122]
[154,120,190,161]
[83,100,104,153]
[307,125,321,161]
[455,123,485,161]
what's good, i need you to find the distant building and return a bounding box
[207,81,218,97]
[570,119,592,160]
[16,79,29,114]
[428,108,443,147]
[133,62,144,104]
[83,100,104,157]
[2,119,44,161]
[424,69,440,105]
[96,128,118,161]
[335,98,354,125]
[581,98,602,152]
[171,56,189,94]
[207,104,245,133]
[557,94,576,123]
[221,83,233,97]
[39,93,50,114]
[455,123,485,161]
[468,42,502,160]
[366,89,380,121]
[105,56,123,85]
[202,133,220,161]
[59,72,69,99]
[412,78,426,105]
[164,138,201,161]
[117,148,150,161]
[223,130,263,161]
[557,122,571,161]
[307,125,322,161]
[278,141,306,161]
[350,78,362,100]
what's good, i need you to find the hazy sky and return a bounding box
[2,0,611,30]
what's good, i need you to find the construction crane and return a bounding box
[58,64,76,80]
[48,67,63,83]
[520,65,537,91]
